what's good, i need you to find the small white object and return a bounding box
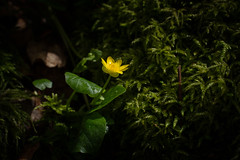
[45,52,63,68]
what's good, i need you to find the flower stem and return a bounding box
[66,90,76,110]
[90,75,111,105]
[83,94,90,110]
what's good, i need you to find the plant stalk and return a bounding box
[66,90,76,110]
[90,75,111,105]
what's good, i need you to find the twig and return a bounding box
[178,65,182,101]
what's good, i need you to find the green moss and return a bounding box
[85,0,240,159]
[0,52,30,160]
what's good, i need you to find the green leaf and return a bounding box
[89,49,102,62]
[89,85,126,113]
[173,116,178,128]
[69,112,106,153]
[65,72,102,97]
[165,118,171,128]
[73,49,102,73]
[32,79,52,90]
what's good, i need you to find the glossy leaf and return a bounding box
[89,85,126,113]
[65,72,102,97]
[69,112,106,153]
[32,79,52,90]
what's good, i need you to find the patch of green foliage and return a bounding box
[30,71,126,160]
[0,52,30,160]
[1,0,240,159]
[81,0,240,159]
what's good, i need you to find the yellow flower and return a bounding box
[101,56,129,77]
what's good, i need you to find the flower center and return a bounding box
[108,63,118,71]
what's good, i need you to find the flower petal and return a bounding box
[120,64,129,71]
[102,66,110,74]
[118,71,123,74]
[116,59,122,66]
[101,58,107,68]
[107,56,115,64]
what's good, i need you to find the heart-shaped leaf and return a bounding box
[65,72,102,97]
[89,85,126,113]
[69,112,106,153]
[32,79,52,90]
